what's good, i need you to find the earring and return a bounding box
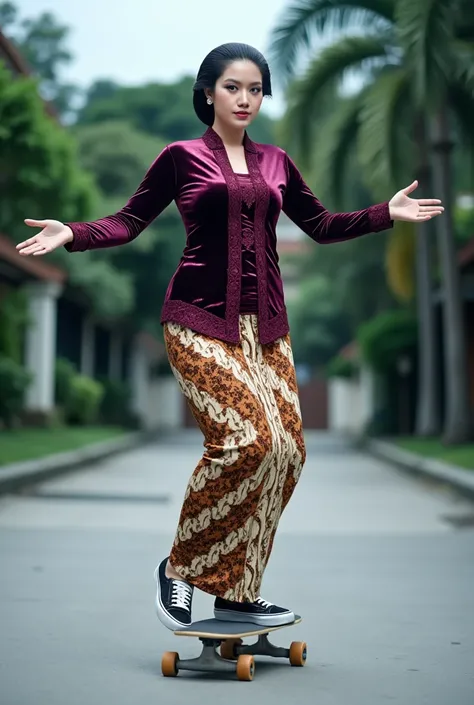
[206,97,213,105]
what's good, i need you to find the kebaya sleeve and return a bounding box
[65,145,177,252]
[281,152,393,243]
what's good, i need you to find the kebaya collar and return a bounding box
[202,126,258,153]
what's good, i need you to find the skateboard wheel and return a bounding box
[289,641,307,667]
[162,651,179,677]
[236,654,255,681]
[220,638,243,660]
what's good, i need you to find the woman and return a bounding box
[17,43,444,631]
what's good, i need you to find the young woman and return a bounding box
[17,43,443,631]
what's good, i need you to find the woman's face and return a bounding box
[206,60,264,129]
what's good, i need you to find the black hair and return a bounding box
[193,43,272,126]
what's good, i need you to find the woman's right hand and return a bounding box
[16,219,74,256]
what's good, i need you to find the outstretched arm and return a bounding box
[282,154,443,243]
[65,144,177,252]
[17,145,177,256]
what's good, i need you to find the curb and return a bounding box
[366,438,474,501]
[0,429,160,495]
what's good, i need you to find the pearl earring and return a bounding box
[207,97,213,105]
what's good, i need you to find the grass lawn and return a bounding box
[0,426,127,466]
[395,437,474,470]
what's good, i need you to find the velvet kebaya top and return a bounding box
[65,126,393,344]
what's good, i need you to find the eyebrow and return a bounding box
[223,78,262,86]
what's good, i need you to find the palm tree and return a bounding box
[269,0,474,442]
[396,0,474,442]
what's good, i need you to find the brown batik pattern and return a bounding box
[163,314,306,602]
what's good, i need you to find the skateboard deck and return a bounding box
[174,615,302,639]
[161,615,306,682]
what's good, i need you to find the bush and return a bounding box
[0,288,30,363]
[454,204,474,244]
[0,355,32,428]
[65,375,104,425]
[55,357,77,407]
[364,405,399,437]
[326,355,358,379]
[357,309,417,374]
[99,377,133,425]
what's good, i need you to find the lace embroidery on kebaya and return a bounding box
[237,174,256,249]
[241,229,253,249]
[237,175,256,209]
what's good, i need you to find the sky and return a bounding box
[15,0,295,118]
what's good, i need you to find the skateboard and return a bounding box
[161,615,306,681]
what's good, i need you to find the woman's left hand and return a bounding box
[388,180,444,222]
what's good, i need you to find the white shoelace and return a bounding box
[170,581,193,611]
[255,597,273,610]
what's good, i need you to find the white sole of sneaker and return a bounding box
[153,566,192,631]
[213,608,295,627]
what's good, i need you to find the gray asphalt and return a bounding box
[0,430,473,704]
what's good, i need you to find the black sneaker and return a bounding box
[154,557,194,630]
[214,596,295,626]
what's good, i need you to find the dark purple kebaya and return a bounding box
[66,127,392,344]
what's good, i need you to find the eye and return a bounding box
[251,87,262,94]
[225,85,237,91]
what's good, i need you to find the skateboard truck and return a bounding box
[233,633,292,659]
[161,617,306,682]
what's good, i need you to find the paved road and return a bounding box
[1,431,473,704]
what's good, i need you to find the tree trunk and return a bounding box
[414,221,441,435]
[414,116,441,436]
[430,104,472,443]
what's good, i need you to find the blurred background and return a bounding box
[1,0,473,462]
[1,2,473,703]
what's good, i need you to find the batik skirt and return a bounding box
[163,314,306,603]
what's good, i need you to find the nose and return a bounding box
[238,92,250,107]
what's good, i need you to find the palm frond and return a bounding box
[448,80,474,187]
[277,80,339,159]
[454,0,474,41]
[395,0,456,107]
[280,34,391,162]
[268,0,395,81]
[311,91,363,207]
[357,67,415,198]
[452,40,474,95]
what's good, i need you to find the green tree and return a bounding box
[0,1,16,28]
[0,1,79,118]
[0,60,93,239]
[76,76,276,144]
[269,0,474,442]
[287,274,352,369]
[0,61,134,320]
[72,120,167,197]
[77,77,201,140]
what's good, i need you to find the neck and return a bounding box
[211,119,245,148]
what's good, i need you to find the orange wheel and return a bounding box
[161,651,179,677]
[220,638,243,660]
[236,654,255,681]
[289,641,307,667]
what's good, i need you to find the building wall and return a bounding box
[298,377,328,429]
[328,366,375,435]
